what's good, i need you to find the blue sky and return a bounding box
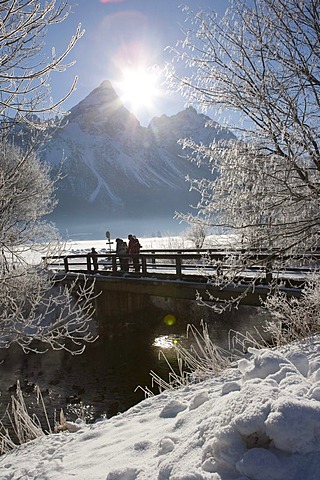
[46,0,229,126]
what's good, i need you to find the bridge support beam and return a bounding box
[94,289,150,320]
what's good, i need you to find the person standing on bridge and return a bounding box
[116,238,129,272]
[128,234,141,272]
[87,247,98,273]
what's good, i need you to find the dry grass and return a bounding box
[139,322,233,397]
[0,381,46,454]
[0,381,71,455]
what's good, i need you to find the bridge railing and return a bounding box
[43,252,214,276]
[42,249,319,283]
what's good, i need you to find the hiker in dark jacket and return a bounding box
[87,247,98,273]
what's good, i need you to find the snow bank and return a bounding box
[1,339,320,479]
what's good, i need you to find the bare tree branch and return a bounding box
[0,0,84,130]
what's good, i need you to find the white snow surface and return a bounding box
[60,234,239,254]
[1,337,320,479]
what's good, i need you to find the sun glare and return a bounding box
[116,67,159,112]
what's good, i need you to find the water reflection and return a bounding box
[0,305,270,429]
[153,335,181,349]
[0,329,183,427]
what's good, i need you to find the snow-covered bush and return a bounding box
[184,223,207,249]
[263,274,320,346]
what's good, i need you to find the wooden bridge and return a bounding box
[44,248,316,308]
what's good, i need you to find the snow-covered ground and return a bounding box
[59,234,238,255]
[1,337,320,479]
[60,235,194,257]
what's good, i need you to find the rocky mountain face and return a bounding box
[40,80,235,238]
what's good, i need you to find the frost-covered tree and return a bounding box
[167,0,320,275]
[0,0,83,130]
[0,141,97,353]
[0,1,96,353]
[184,223,207,249]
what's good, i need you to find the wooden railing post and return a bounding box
[151,251,156,264]
[216,259,223,278]
[176,256,182,277]
[112,255,117,273]
[87,254,92,273]
[64,257,69,273]
[266,258,273,284]
[141,256,147,275]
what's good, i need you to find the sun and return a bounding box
[116,67,159,111]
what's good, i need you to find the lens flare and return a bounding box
[163,314,176,326]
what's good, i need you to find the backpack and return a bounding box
[119,241,127,254]
[131,237,141,254]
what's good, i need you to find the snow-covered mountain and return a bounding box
[40,80,235,237]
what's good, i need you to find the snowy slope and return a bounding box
[1,337,320,479]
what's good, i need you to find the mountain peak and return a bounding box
[70,80,120,112]
[66,80,139,131]
[149,105,235,147]
[100,79,113,89]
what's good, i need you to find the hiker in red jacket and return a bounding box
[128,234,141,272]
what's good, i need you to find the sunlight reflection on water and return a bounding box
[152,335,181,349]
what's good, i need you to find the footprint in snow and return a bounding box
[159,399,188,418]
[157,437,176,455]
[106,467,140,480]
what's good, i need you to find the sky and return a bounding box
[46,0,229,126]
[1,333,320,479]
